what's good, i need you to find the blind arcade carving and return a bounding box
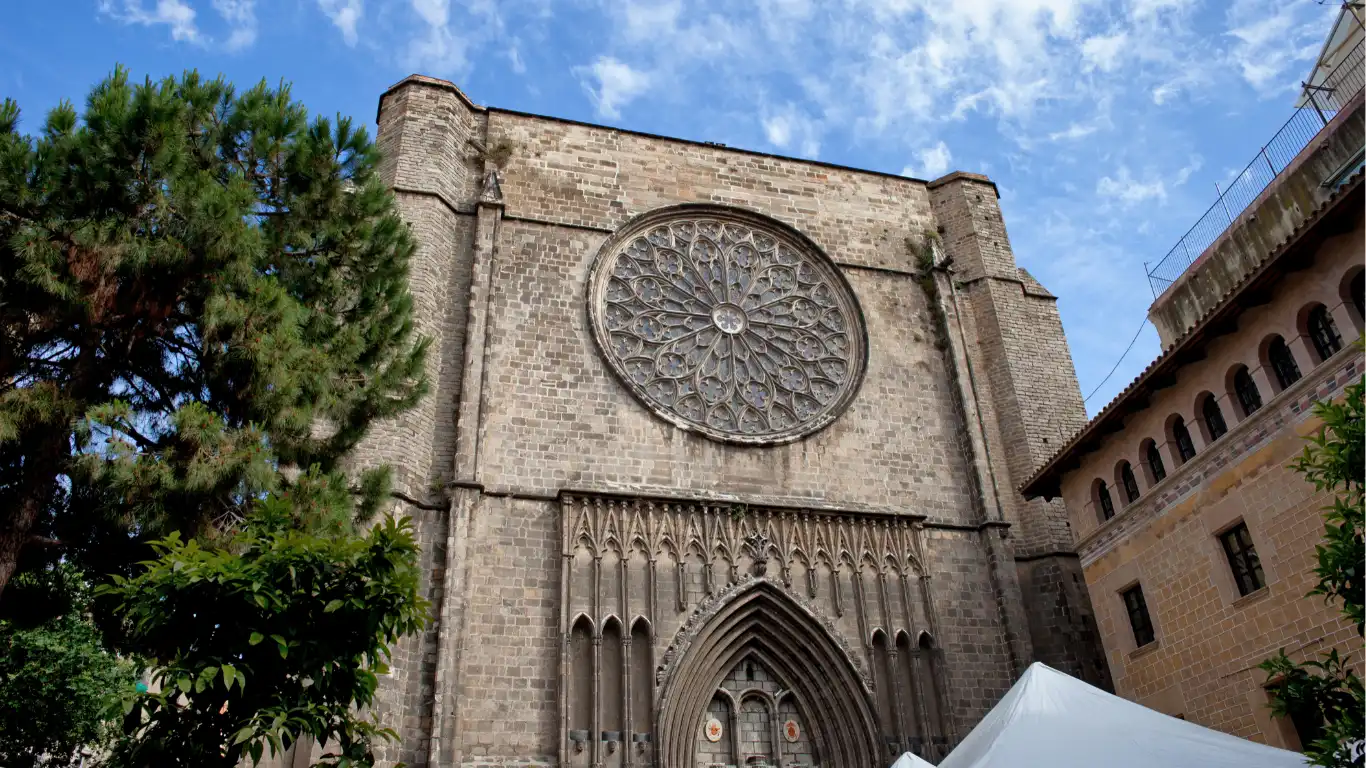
[558,492,952,767]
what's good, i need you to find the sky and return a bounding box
[0,0,1342,416]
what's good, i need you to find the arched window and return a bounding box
[568,616,595,752]
[1144,440,1167,484]
[1307,305,1343,362]
[916,633,947,761]
[1119,462,1140,504]
[1172,416,1197,464]
[1201,395,1228,443]
[630,618,654,745]
[1267,336,1301,390]
[601,618,625,750]
[895,632,922,755]
[871,631,895,747]
[1096,480,1115,521]
[1233,366,1262,417]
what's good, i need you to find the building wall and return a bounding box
[354,75,1110,767]
[1058,213,1364,746]
[1148,94,1363,348]
[928,177,1108,685]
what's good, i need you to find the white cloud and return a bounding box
[901,140,952,179]
[100,0,200,43]
[1049,122,1097,141]
[623,0,682,42]
[1081,31,1126,72]
[1128,0,1181,22]
[406,0,469,75]
[578,56,652,119]
[1226,0,1332,94]
[100,0,256,50]
[317,0,362,46]
[761,103,821,158]
[763,115,792,147]
[1173,155,1203,186]
[211,0,255,50]
[1096,166,1166,204]
[507,43,526,74]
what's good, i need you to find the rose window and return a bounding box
[587,206,868,444]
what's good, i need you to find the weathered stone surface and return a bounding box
[348,75,1109,768]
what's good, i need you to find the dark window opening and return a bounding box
[1202,396,1228,442]
[1307,306,1342,362]
[1234,367,1262,417]
[1269,681,1328,753]
[1269,337,1301,390]
[1173,418,1197,463]
[1097,481,1115,521]
[1146,442,1167,483]
[1122,584,1155,647]
[1289,704,1326,752]
[1120,463,1140,504]
[1219,522,1266,597]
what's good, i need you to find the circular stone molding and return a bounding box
[587,205,868,445]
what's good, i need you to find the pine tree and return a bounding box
[0,67,433,764]
[0,67,427,595]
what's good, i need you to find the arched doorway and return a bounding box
[655,581,882,767]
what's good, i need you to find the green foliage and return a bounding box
[1262,650,1363,767]
[912,228,940,274]
[0,568,137,768]
[1261,352,1364,768]
[0,66,428,594]
[1289,369,1365,635]
[98,500,428,768]
[0,67,434,765]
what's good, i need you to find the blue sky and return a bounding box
[0,0,1340,415]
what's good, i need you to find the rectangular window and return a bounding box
[1220,522,1266,597]
[1121,584,1155,647]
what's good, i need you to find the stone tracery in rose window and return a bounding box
[587,206,868,444]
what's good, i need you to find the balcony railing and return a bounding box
[1145,40,1365,297]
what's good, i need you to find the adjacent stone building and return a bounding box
[347,73,1110,768]
[1021,38,1364,753]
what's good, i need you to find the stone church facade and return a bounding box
[352,74,1110,768]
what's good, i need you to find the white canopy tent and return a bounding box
[929,662,1309,768]
[890,751,937,768]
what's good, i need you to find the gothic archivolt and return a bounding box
[558,493,953,767]
[586,205,869,445]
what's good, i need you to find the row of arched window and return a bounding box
[871,630,949,761]
[1091,267,1363,524]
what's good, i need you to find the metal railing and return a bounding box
[1145,40,1365,296]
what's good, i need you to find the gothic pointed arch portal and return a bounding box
[656,580,882,767]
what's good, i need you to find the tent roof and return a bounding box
[890,751,937,768]
[938,663,1309,768]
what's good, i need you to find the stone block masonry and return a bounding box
[345,74,1111,767]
